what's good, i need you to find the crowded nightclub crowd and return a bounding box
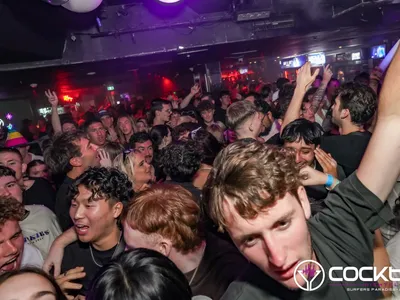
[0,46,400,300]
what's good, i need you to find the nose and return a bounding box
[263,237,286,268]
[295,152,303,164]
[0,187,11,197]
[4,240,18,256]
[72,205,85,220]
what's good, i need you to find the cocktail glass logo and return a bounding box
[294,260,325,291]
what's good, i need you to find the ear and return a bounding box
[22,163,27,174]
[297,186,311,219]
[158,239,172,257]
[341,108,350,120]
[112,202,123,219]
[69,157,82,168]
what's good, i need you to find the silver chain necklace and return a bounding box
[89,232,122,268]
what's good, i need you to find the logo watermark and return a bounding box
[294,260,325,291]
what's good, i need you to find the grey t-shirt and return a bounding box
[221,173,393,300]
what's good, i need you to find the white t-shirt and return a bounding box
[21,243,44,269]
[20,205,62,259]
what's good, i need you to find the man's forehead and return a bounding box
[89,122,103,128]
[0,176,16,185]
[0,152,20,161]
[136,141,152,148]
[285,140,315,149]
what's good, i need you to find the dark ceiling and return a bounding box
[0,0,400,100]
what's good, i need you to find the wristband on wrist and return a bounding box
[325,174,334,188]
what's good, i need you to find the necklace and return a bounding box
[189,243,206,286]
[89,232,122,268]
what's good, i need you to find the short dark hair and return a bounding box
[161,142,202,182]
[260,85,272,99]
[172,123,200,142]
[219,90,230,98]
[0,147,23,162]
[27,160,46,175]
[197,100,215,113]
[68,167,134,206]
[150,125,170,150]
[276,77,290,90]
[83,118,103,133]
[338,82,377,126]
[281,119,324,146]
[87,249,192,300]
[0,267,67,300]
[0,166,16,178]
[255,99,272,115]
[130,132,152,149]
[191,129,222,166]
[44,132,84,176]
[150,99,171,122]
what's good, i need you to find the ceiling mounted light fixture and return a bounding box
[158,0,182,3]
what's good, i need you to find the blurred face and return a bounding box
[201,109,214,123]
[118,117,134,136]
[0,220,24,274]
[221,95,231,107]
[302,102,315,123]
[62,122,77,133]
[133,153,152,187]
[158,104,172,123]
[70,185,120,245]
[100,115,114,129]
[134,140,153,164]
[170,113,180,128]
[0,176,23,203]
[136,121,147,133]
[0,273,57,300]
[87,122,107,147]
[74,138,100,170]
[223,188,312,290]
[284,139,316,166]
[28,164,50,181]
[0,152,26,182]
[327,80,340,96]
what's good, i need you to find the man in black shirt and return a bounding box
[203,57,400,299]
[60,167,133,297]
[45,132,100,231]
[320,82,377,176]
[214,90,231,125]
[123,184,248,300]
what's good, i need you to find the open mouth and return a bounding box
[0,256,18,272]
[75,224,90,235]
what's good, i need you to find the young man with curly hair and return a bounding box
[204,56,400,299]
[59,167,134,298]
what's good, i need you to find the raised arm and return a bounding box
[45,90,62,134]
[357,47,400,202]
[280,62,320,134]
[311,65,333,113]
[180,84,200,109]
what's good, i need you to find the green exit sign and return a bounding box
[107,86,115,91]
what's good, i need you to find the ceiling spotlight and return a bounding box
[87,72,96,76]
[158,0,182,3]
[178,46,185,50]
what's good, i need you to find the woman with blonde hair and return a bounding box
[116,114,137,148]
[113,150,153,192]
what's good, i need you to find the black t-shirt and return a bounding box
[24,178,56,212]
[186,233,249,300]
[215,107,227,125]
[61,238,125,296]
[320,132,371,177]
[221,174,393,300]
[55,176,74,231]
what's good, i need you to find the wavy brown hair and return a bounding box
[203,141,301,231]
[0,196,25,226]
[123,184,204,254]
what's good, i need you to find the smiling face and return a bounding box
[0,273,57,300]
[0,220,24,274]
[201,109,214,123]
[284,139,316,167]
[223,187,312,289]
[70,185,121,245]
[133,153,152,188]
